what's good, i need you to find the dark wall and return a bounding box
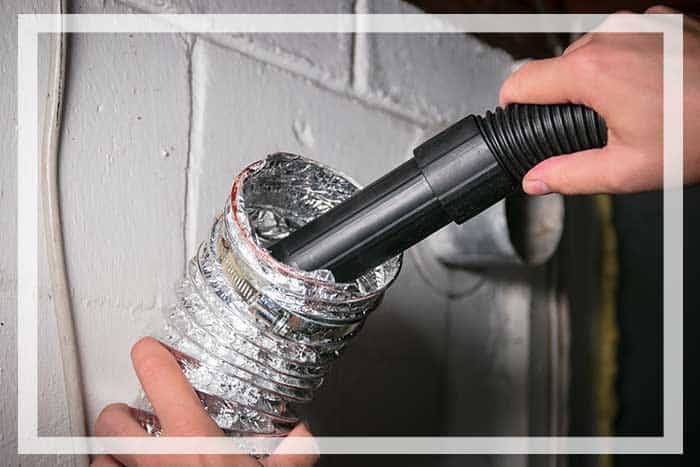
[403,1,698,465]
[611,187,700,467]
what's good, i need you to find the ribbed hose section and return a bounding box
[476,104,608,181]
[133,154,401,439]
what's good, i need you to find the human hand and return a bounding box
[499,6,700,195]
[91,337,318,467]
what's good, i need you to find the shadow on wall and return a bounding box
[302,264,537,467]
[302,263,537,437]
[302,300,443,436]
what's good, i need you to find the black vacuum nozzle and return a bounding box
[270,104,607,282]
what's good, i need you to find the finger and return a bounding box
[522,145,655,195]
[130,337,220,436]
[523,148,611,195]
[94,403,153,467]
[263,423,319,467]
[499,56,589,107]
[90,455,122,467]
[95,403,147,438]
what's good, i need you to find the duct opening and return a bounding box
[134,153,401,438]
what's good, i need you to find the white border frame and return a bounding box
[17,13,683,455]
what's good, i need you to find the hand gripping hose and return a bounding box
[270,104,608,282]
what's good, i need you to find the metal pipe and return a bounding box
[134,153,401,436]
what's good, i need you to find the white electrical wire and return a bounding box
[40,1,89,465]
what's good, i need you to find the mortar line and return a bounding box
[206,35,430,127]
[210,36,435,128]
[351,0,369,94]
[114,1,434,128]
[349,1,356,90]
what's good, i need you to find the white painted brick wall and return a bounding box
[366,0,513,123]
[57,29,193,426]
[1,2,555,467]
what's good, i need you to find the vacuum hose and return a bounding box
[270,104,608,282]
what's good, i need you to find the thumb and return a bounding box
[521,146,622,195]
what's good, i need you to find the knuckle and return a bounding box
[565,46,604,75]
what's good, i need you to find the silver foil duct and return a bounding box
[134,153,402,436]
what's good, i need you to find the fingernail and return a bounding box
[523,179,551,195]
